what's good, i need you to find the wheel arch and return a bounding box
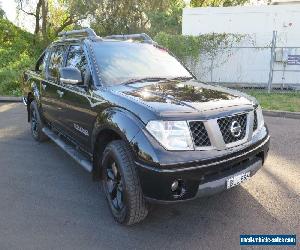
[91,107,144,180]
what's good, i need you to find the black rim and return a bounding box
[31,109,38,137]
[105,158,124,211]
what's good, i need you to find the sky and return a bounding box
[2,0,17,23]
[2,0,34,32]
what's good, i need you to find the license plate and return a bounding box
[226,171,251,189]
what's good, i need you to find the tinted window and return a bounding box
[40,53,47,73]
[35,51,49,74]
[92,42,192,86]
[48,46,66,80]
[66,45,87,75]
[36,54,44,72]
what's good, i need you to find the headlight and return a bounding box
[146,120,194,150]
[256,105,264,129]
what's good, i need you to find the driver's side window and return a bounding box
[35,51,49,75]
[47,45,66,82]
[66,45,88,85]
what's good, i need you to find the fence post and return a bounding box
[210,33,215,83]
[268,30,277,93]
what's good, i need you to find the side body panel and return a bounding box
[59,87,100,151]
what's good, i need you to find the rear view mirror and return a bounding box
[59,67,83,85]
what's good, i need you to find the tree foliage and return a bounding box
[146,0,184,36]
[190,0,248,7]
[90,0,185,36]
[0,18,43,95]
[15,0,99,41]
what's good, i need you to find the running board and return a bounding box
[42,127,93,172]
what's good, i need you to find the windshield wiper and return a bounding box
[122,77,167,85]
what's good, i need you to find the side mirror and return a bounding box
[59,67,83,85]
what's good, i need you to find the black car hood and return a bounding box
[107,80,255,119]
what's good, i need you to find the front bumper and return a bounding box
[135,135,270,203]
[196,157,262,198]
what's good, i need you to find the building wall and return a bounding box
[182,5,300,87]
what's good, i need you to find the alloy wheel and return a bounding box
[105,160,124,211]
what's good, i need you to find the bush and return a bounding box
[0,18,43,96]
[154,32,242,62]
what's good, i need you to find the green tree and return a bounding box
[190,0,248,7]
[91,0,151,36]
[146,0,184,36]
[90,0,184,37]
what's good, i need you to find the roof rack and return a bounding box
[104,33,156,44]
[58,28,98,39]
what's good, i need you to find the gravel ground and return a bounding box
[0,103,299,250]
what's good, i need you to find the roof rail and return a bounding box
[104,33,156,44]
[58,28,98,39]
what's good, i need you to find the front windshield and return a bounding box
[92,42,193,86]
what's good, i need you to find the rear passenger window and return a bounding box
[48,46,66,80]
[66,45,87,78]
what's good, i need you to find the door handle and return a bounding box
[57,90,64,98]
[42,84,47,90]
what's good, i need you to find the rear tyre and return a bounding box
[101,140,148,225]
[30,101,48,142]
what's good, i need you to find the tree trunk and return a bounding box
[54,16,76,37]
[34,0,42,35]
[41,0,48,41]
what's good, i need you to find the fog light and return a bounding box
[171,180,179,192]
[171,179,186,198]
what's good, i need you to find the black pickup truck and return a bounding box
[23,28,270,225]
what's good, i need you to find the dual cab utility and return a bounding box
[23,28,270,225]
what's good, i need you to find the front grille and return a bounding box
[189,121,211,147]
[217,113,247,144]
[253,110,258,131]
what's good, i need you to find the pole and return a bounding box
[268,30,277,93]
[210,33,215,83]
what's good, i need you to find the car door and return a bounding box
[42,45,68,129]
[31,50,48,113]
[36,49,52,121]
[58,44,99,151]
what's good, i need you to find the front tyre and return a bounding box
[101,140,148,225]
[30,101,48,142]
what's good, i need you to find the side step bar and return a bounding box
[42,127,93,172]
